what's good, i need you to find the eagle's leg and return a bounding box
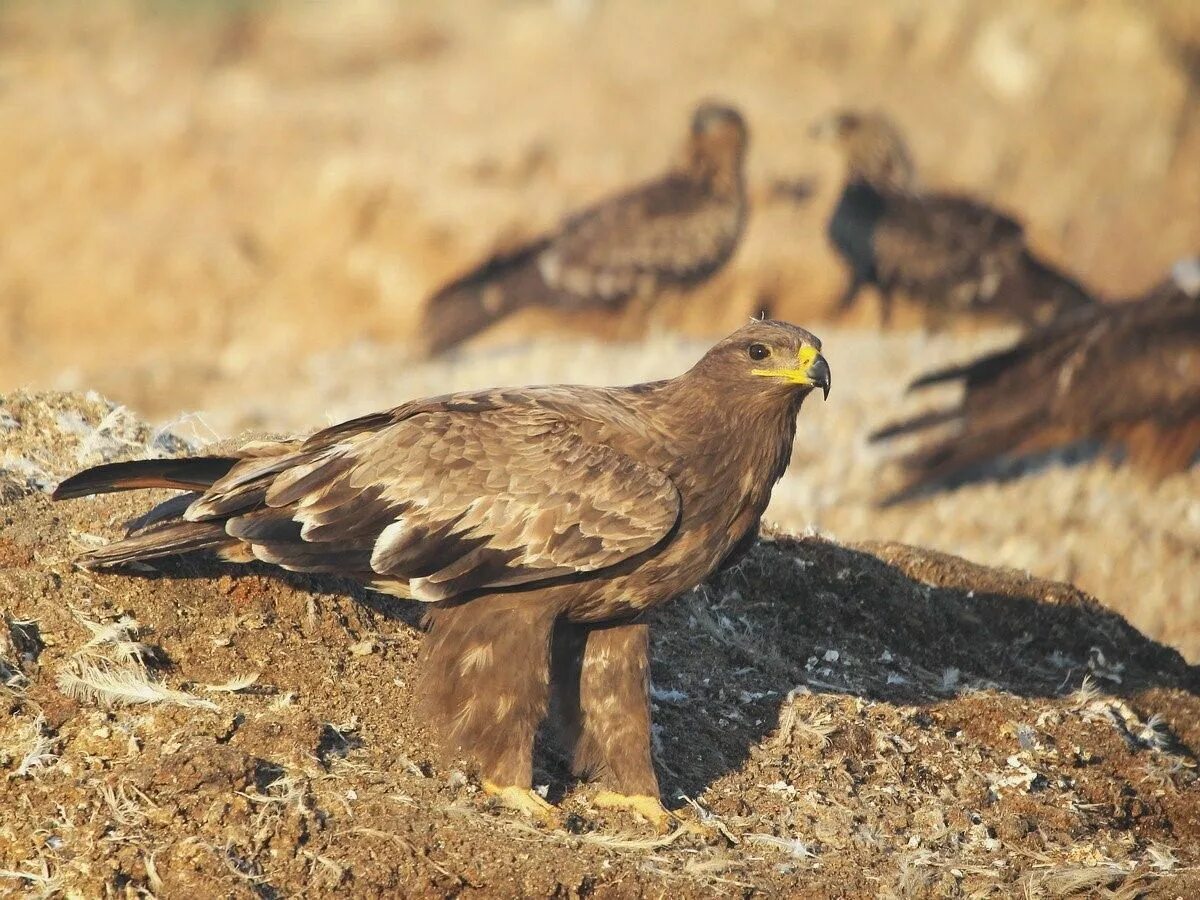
[421,598,559,825]
[553,620,677,832]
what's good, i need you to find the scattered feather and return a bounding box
[58,658,217,711]
[202,673,261,694]
[7,717,58,779]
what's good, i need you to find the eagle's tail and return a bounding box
[52,457,238,500]
[421,239,555,355]
[907,316,1083,393]
[53,456,242,569]
[70,519,235,569]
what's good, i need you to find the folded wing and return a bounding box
[65,401,682,602]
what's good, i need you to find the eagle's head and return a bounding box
[683,101,748,187]
[691,320,830,402]
[811,108,916,192]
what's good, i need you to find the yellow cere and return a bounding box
[752,344,822,385]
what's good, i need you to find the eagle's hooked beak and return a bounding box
[751,345,831,399]
[791,344,831,399]
[808,354,832,400]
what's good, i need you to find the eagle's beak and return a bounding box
[751,345,831,398]
[808,354,831,400]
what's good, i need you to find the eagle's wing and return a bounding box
[873,193,1024,288]
[539,174,743,304]
[872,297,1200,498]
[1051,303,1200,427]
[179,399,681,601]
[419,175,742,353]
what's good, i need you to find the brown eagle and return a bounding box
[813,110,1095,329]
[421,102,749,354]
[870,257,1200,501]
[53,321,829,830]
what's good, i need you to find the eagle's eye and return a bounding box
[747,343,770,361]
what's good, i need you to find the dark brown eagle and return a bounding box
[53,321,829,830]
[871,257,1200,501]
[421,102,749,354]
[813,109,1095,329]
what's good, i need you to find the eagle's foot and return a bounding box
[592,790,699,835]
[482,780,559,827]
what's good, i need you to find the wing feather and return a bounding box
[185,403,680,600]
[876,292,1200,496]
[873,193,1023,289]
[540,175,743,304]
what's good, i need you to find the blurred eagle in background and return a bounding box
[871,257,1200,501]
[813,109,1095,329]
[421,102,748,354]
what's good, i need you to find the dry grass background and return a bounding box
[2,0,1199,403]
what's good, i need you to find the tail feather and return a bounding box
[908,340,1049,392]
[74,520,232,570]
[54,456,242,568]
[52,457,237,501]
[869,406,961,442]
[421,239,554,355]
[908,360,980,391]
[908,328,1076,394]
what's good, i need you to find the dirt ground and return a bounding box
[3,1,1200,896]
[2,391,1199,898]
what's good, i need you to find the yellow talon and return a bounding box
[592,790,687,834]
[482,780,559,826]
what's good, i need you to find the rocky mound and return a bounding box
[2,392,1198,898]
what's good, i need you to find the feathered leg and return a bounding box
[553,620,676,830]
[420,597,559,823]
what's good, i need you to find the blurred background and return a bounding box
[2,0,1198,656]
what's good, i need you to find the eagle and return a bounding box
[812,109,1095,329]
[870,257,1200,501]
[421,102,749,354]
[52,320,830,830]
